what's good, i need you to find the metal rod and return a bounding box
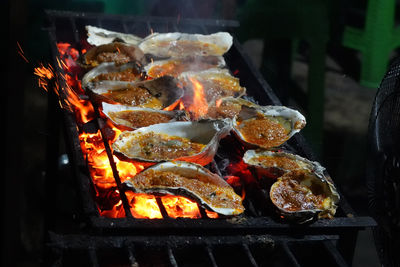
[69,17,82,56]
[205,246,218,267]
[323,240,349,267]
[281,243,301,267]
[126,245,138,266]
[242,244,259,267]
[155,196,170,219]
[167,246,179,267]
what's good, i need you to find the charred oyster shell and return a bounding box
[139,32,233,58]
[112,120,232,165]
[79,42,146,69]
[243,149,324,179]
[86,25,143,46]
[269,169,340,222]
[144,56,226,78]
[101,102,189,130]
[87,76,184,110]
[82,62,144,89]
[125,161,245,216]
[232,105,306,149]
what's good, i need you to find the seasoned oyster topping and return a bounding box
[139,32,233,58]
[82,62,143,88]
[102,103,188,130]
[112,120,232,165]
[80,42,146,68]
[125,161,244,215]
[88,76,184,110]
[270,169,339,221]
[144,56,226,78]
[232,105,306,149]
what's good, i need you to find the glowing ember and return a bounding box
[161,195,201,218]
[34,63,54,92]
[126,192,162,219]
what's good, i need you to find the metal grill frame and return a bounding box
[43,10,376,266]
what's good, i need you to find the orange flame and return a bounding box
[186,77,209,119]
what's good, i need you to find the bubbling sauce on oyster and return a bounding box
[148,59,218,78]
[102,85,162,108]
[125,132,205,161]
[253,155,301,172]
[237,115,290,148]
[108,110,172,128]
[206,100,242,119]
[92,68,141,82]
[130,169,244,213]
[270,170,327,212]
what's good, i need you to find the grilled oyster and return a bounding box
[125,161,245,216]
[232,105,306,149]
[179,68,246,106]
[204,96,259,120]
[139,32,233,58]
[112,120,232,165]
[86,25,143,46]
[101,102,188,130]
[82,62,144,89]
[79,42,146,69]
[270,169,340,222]
[88,76,184,110]
[144,56,226,78]
[243,149,324,179]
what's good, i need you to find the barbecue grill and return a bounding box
[43,10,376,266]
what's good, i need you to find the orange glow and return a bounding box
[34,63,54,92]
[126,192,163,219]
[161,195,201,218]
[186,77,209,119]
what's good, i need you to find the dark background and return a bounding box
[6,0,395,265]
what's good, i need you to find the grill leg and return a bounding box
[337,230,358,265]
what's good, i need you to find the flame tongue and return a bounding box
[185,77,209,120]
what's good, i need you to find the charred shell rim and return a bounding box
[124,161,244,215]
[87,76,184,110]
[231,105,306,148]
[243,149,325,175]
[101,102,189,130]
[139,32,233,58]
[112,119,232,165]
[79,42,146,69]
[81,62,143,89]
[143,56,226,78]
[86,25,143,46]
[269,170,340,222]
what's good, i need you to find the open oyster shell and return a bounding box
[179,68,246,105]
[125,161,245,216]
[112,120,232,165]
[82,62,144,89]
[101,102,189,130]
[87,76,184,110]
[232,105,306,149]
[139,32,233,58]
[79,42,146,69]
[270,169,340,222]
[144,56,226,78]
[86,25,143,46]
[204,96,259,120]
[243,149,325,179]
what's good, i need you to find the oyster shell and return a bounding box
[139,32,233,58]
[101,102,189,130]
[87,76,184,110]
[112,120,232,165]
[204,96,259,120]
[79,42,146,69]
[179,68,246,105]
[82,62,143,89]
[269,169,340,222]
[125,161,245,216]
[232,105,306,149]
[243,149,324,179]
[86,25,143,46]
[144,56,226,78]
